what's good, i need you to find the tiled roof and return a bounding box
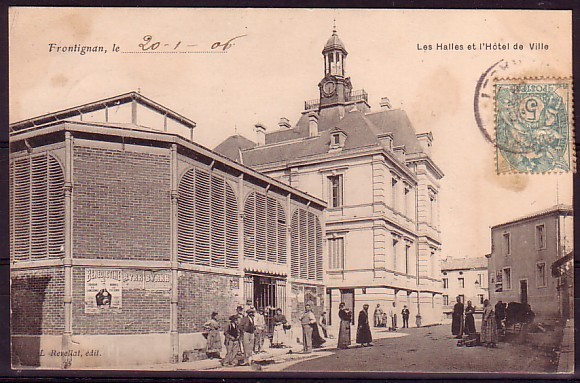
[213,134,257,163]
[214,107,427,166]
[492,204,573,229]
[441,257,488,271]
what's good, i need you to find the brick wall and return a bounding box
[72,267,171,335]
[11,268,64,335]
[178,270,238,333]
[73,146,171,261]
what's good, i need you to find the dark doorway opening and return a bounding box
[520,280,528,305]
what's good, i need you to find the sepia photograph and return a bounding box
[8,7,574,374]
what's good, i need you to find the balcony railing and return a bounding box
[304,99,320,110]
[348,89,368,103]
[303,89,368,110]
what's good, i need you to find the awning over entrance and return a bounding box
[243,259,287,277]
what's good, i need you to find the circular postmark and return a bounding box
[473,59,522,146]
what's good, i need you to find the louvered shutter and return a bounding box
[194,169,211,266]
[225,182,238,268]
[290,210,300,278]
[177,169,195,263]
[10,153,64,262]
[277,202,286,264]
[48,156,65,258]
[255,193,267,261]
[243,192,256,259]
[266,196,277,263]
[178,167,238,269]
[210,175,225,267]
[290,208,323,280]
[314,216,323,281]
[12,157,30,261]
[299,209,308,278]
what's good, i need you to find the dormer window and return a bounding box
[329,128,347,150]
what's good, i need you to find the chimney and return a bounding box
[380,97,392,110]
[254,123,266,146]
[393,145,406,161]
[278,117,291,129]
[416,132,433,155]
[377,132,394,150]
[308,111,319,137]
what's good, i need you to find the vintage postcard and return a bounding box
[8,8,573,373]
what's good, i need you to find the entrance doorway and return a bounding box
[520,279,528,304]
[244,274,286,334]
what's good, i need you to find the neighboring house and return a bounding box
[9,93,326,368]
[441,257,489,318]
[215,29,444,326]
[486,205,573,323]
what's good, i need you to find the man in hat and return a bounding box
[239,307,256,365]
[299,304,317,353]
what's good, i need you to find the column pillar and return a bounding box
[169,144,179,363]
[286,193,293,322]
[237,174,245,303]
[62,131,73,369]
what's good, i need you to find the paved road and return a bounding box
[278,322,557,373]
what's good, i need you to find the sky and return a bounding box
[9,8,573,259]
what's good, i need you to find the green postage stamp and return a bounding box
[495,78,573,174]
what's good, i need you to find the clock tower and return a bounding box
[319,27,353,109]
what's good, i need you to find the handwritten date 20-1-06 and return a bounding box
[138,34,247,52]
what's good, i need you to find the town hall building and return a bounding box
[215,28,445,326]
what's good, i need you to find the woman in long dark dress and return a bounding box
[311,320,326,348]
[337,302,352,349]
[356,304,373,347]
[464,301,477,335]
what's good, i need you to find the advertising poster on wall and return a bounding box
[84,268,123,313]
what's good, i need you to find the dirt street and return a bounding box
[279,321,558,373]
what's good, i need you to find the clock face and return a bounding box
[322,81,336,97]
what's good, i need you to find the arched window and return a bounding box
[10,153,65,262]
[177,167,238,268]
[290,208,323,281]
[243,192,287,264]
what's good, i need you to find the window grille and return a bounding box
[177,167,238,268]
[290,209,323,281]
[10,153,64,262]
[243,191,287,264]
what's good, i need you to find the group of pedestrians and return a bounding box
[373,303,412,330]
[220,304,272,366]
[451,296,499,347]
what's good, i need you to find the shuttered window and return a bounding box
[290,209,323,281]
[243,192,287,264]
[10,153,65,262]
[177,167,238,268]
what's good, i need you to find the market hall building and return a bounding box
[215,29,445,327]
[9,93,326,368]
